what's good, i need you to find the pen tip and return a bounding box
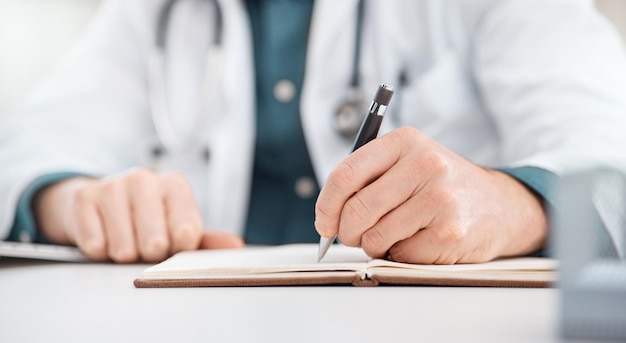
[318,236,335,263]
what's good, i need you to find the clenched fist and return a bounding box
[315,127,547,264]
[34,168,244,263]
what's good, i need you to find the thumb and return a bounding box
[199,230,245,250]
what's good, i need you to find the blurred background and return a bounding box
[0,0,625,119]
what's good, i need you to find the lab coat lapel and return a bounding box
[202,0,255,233]
[301,0,361,185]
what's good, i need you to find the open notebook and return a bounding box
[134,244,557,288]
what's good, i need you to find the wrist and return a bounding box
[489,169,548,257]
[34,177,93,245]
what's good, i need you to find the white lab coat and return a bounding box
[1,0,626,241]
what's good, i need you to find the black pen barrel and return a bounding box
[351,112,384,152]
[350,84,394,152]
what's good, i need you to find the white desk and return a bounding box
[0,258,565,343]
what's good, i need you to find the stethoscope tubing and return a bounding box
[149,0,372,160]
[150,0,223,159]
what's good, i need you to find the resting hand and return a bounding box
[34,168,244,263]
[315,127,547,264]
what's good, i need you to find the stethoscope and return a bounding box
[148,0,373,166]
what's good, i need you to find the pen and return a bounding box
[318,83,394,262]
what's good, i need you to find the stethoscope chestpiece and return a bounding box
[333,87,370,140]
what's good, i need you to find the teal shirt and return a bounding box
[243,0,319,244]
[10,2,586,255]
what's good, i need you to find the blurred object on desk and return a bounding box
[0,241,87,262]
[553,168,626,342]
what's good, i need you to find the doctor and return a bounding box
[1,0,625,263]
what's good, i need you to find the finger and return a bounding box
[387,226,464,264]
[337,152,437,247]
[386,186,502,265]
[129,170,170,262]
[162,173,203,253]
[72,188,108,261]
[387,213,498,265]
[358,189,437,258]
[199,230,245,250]
[315,134,403,238]
[98,181,138,263]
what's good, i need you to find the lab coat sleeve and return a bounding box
[8,173,83,243]
[471,0,626,257]
[499,166,619,257]
[0,0,160,239]
[472,0,626,174]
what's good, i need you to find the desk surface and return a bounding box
[0,258,565,343]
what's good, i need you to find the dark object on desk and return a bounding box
[553,168,626,341]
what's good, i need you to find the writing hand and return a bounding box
[315,127,547,264]
[34,168,244,263]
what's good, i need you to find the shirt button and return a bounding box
[19,231,32,243]
[295,176,317,199]
[273,79,296,103]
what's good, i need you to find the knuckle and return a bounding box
[420,150,449,175]
[390,127,450,175]
[343,194,370,223]
[361,227,386,256]
[110,247,138,263]
[172,224,203,243]
[173,239,198,253]
[433,224,467,246]
[73,186,95,204]
[329,161,357,188]
[171,230,202,253]
[141,254,165,264]
[337,229,357,247]
[395,126,421,141]
[127,167,153,181]
[141,238,170,262]
[433,250,463,265]
[405,153,424,172]
[429,188,458,211]
[314,196,339,236]
[391,126,421,149]
[433,255,458,265]
[99,179,125,198]
[126,167,155,187]
[313,216,334,237]
[388,246,409,263]
[473,231,496,262]
[314,201,331,219]
[336,218,360,246]
[162,172,191,190]
[78,239,106,260]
